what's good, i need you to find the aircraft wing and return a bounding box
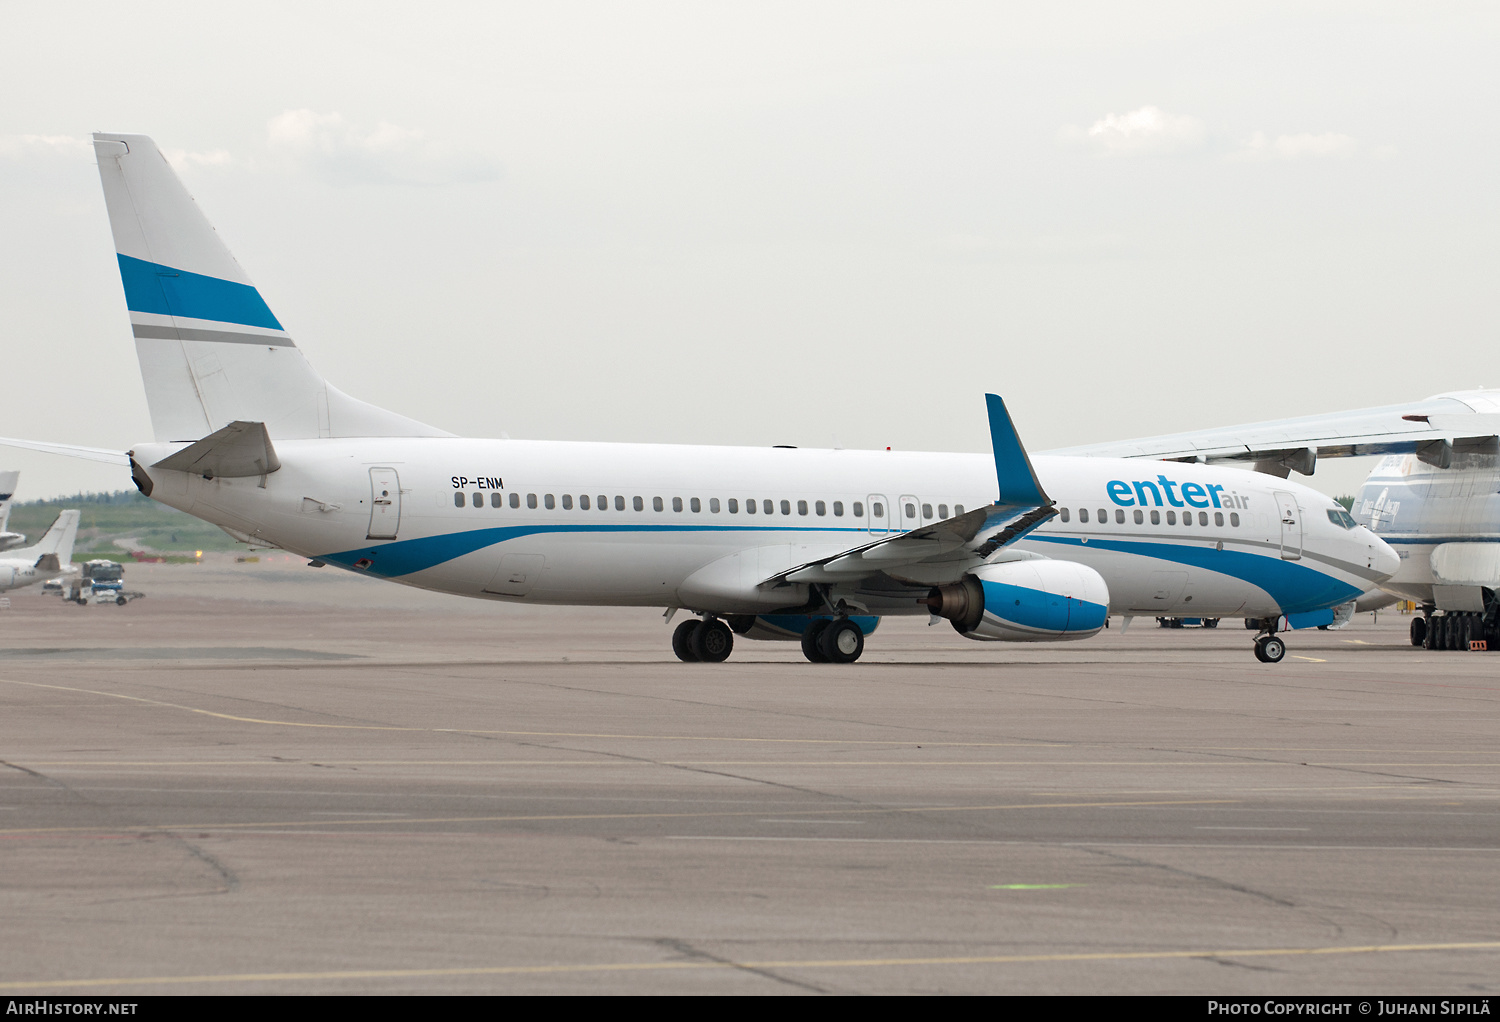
[0,437,131,466]
[763,394,1055,587]
[1044,392,1500,475]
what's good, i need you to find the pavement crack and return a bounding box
[652,938,829,994]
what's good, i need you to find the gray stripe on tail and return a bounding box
[133,324,295,347]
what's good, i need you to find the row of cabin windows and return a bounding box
[1058,507,1241,528]
[453,491,964,520]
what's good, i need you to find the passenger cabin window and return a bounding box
[708,498,719,513]
[872,502,884,518]
[454,492,465,507]
[764,499,774,515]
[746,499,756,514]
[1230,512,1240,527]
[834,501,844,516]
[1214,511,1223,526]
[1198,511,1208,526]
[562,494,573,510]
[652,496,663,512]
[545,494,555,510]
[904,502,916,519]
[1151,510,1161,525]
[1133,509,1143,524]
[473,493,482,508]
[1115,509,1125,524]
[689,497,699,513]
[614,496,625,511]
[580,494,591,510]
[673,497,683,512]
[526,493,537,509]
[729,499,739,513]
[782,500,792,515]
[955,505,964,515]
[815,500,826,516]
[853,502,864,517]
[797,500,808,515]
[1097,508,1107,524]
[491,493,502,508]
[939,504,949,518]
[634,496,644,511]
[1059,507,1070,522]
[510,492,520,509]
[1079,508,1089,523]
[1166,510,1176,525]
[922,503,932,519]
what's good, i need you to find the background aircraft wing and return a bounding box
[0,437,131,466]
[1043,392,1500,476]
[763,394,1055,587]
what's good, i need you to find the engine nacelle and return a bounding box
[926,560,1110,642]
[0,566,15,589]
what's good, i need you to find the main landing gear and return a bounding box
[1414,608,1497,652]
[672,617,734,663]
[799,617,865,664]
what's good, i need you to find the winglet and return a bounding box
[986,394,1050,509]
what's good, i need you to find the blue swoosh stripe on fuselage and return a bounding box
[1028,535,1362,613]
[117,254,283,330]
[322,523,866,578]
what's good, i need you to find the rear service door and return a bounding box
[1274,491,1302,561]
[867,494,891,533]
[368,468,401,540]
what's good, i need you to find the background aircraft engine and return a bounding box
[0,567,13,588]
[925,560,1110,642]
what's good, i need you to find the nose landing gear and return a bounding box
[1253,633,1286,663]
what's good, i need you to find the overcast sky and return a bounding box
[2,2,1496,499]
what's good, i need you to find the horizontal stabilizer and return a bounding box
[34,553,61,573]
[153,420,281,479]
[0,437,130,466]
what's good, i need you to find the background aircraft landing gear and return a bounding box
[1410,616,1426,647]
[1253,634,1286,664]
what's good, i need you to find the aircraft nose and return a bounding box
[1372,537,1400,581]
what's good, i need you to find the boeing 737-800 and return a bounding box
[0,134,1398,664]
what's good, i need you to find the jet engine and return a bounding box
[925,560,1109,642]
[0,566,15,589]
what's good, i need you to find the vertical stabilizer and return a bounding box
[23,510,80,568]
[0,470,17,533]
[92,133,450,442]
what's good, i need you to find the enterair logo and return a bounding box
[1106,474,1251,510]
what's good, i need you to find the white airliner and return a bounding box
[0,509,79,594]
[0,133,1399,664]
[1055,389,1500,652]
[0,471,24,550]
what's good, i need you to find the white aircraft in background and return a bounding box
[0,509,79,594]
[1051,390,1500,652]
[0,471,24,550]
[0,133,1397,664]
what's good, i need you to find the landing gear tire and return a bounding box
[1423,616,1438,650]
[690,618,734,663]
[672,620,701,662]
[818,619,865,664]
[800,619,831,663]
[1410,616,1426,647]
[1254,635,1286,664]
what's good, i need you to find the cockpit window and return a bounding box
[1327,509,1357,529]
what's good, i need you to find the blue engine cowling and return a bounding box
[925,560,1110,642]
[727,613,881,641]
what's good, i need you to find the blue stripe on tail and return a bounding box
[117,254,283,330]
